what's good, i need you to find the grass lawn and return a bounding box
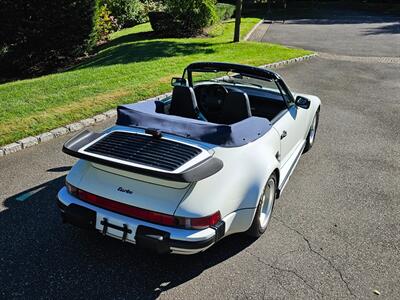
[0,18,311,146]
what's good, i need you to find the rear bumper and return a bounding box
[57,187,224,254]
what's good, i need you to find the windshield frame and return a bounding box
[182,62,294,108]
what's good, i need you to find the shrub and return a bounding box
[96,5,120,42]
[148,12,177,35]
[101,0,146,28]
[142,0,166,15]
[0,0,100,80]
[216,3,236,21]
[164,0,218,36]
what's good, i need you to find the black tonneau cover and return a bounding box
[117,100,271,147]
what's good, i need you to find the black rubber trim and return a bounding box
[186,62,279,83]
[57,199,67,211]
[62,130,223,183]
[211,221,225,242]
[62,203,96,230]
[135,224,222,252]
[135,226,171,254]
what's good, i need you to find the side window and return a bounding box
[276,80,294,106]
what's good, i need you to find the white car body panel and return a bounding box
[174,128,281,219]
[67,162,192,215]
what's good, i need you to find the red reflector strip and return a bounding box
[65,182,221,229]
[76,189,178,227]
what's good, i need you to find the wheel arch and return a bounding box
[243,168,279,236]
[244,167,280,228]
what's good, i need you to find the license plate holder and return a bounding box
[100,217,132,242]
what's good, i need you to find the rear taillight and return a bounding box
[65,182,221,230]
[66,181,78,196]
[177,211,221,229]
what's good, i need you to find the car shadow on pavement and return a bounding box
[1,176,255,299]
[47,166,72,172]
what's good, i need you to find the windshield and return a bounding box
[189,70,280,92]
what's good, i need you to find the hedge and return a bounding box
[149,0,218,36]
[216,3,236,20]
[101,0,145,28]
[165,0,218,36]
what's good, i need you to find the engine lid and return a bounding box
[75,162,192,215]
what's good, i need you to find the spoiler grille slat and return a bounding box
[96,138,191,163]
[87,144,182,170]
[85,132,202,171]
[105,134,199,157]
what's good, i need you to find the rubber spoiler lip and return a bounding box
[62,130,223,183]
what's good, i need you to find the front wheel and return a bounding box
[303,109,320,153]
[246,173,277,238]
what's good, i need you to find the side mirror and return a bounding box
[295,96,310,109]
[171,77,188,87]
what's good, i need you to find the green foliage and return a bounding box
[164,0,219,36]
[96,5,120,41]
[0,0,100,80]
[141,0,166,15]
[216,3,236,20]
[100,0,146,28]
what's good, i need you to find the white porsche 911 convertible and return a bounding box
[58,62,320,254]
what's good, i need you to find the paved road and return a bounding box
[261,11,400,57]
[1,11,400,300]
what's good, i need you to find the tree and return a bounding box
[233,0,242,42]
[0,0,99,80]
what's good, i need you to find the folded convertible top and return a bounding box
[116,100,271,147]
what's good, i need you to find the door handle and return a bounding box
[281,130,287,140]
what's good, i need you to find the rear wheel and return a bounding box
[246,173,277,238]
[303,109,319,153]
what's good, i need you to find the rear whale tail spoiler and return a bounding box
[62,130,223,183]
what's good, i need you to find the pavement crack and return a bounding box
[245,250,323,298]
[274,217,356,298]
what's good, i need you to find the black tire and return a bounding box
[246,173,277,238]
[303,109,320,154]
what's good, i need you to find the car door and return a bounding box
[272,106,304,166]
[272,80,308,167]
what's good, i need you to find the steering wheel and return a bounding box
[200,84,229,114]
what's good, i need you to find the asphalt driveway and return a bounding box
[1,10,399,300]
[261,9,400,57]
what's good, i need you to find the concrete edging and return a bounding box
[243,19,264,41]
[0,54,317,157]
[259,53,317,70]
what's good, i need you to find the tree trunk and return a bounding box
[233,0,242,42]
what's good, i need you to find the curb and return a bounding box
[259,53,317,69]
[0,55,317,157]
[243,19,264,41]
